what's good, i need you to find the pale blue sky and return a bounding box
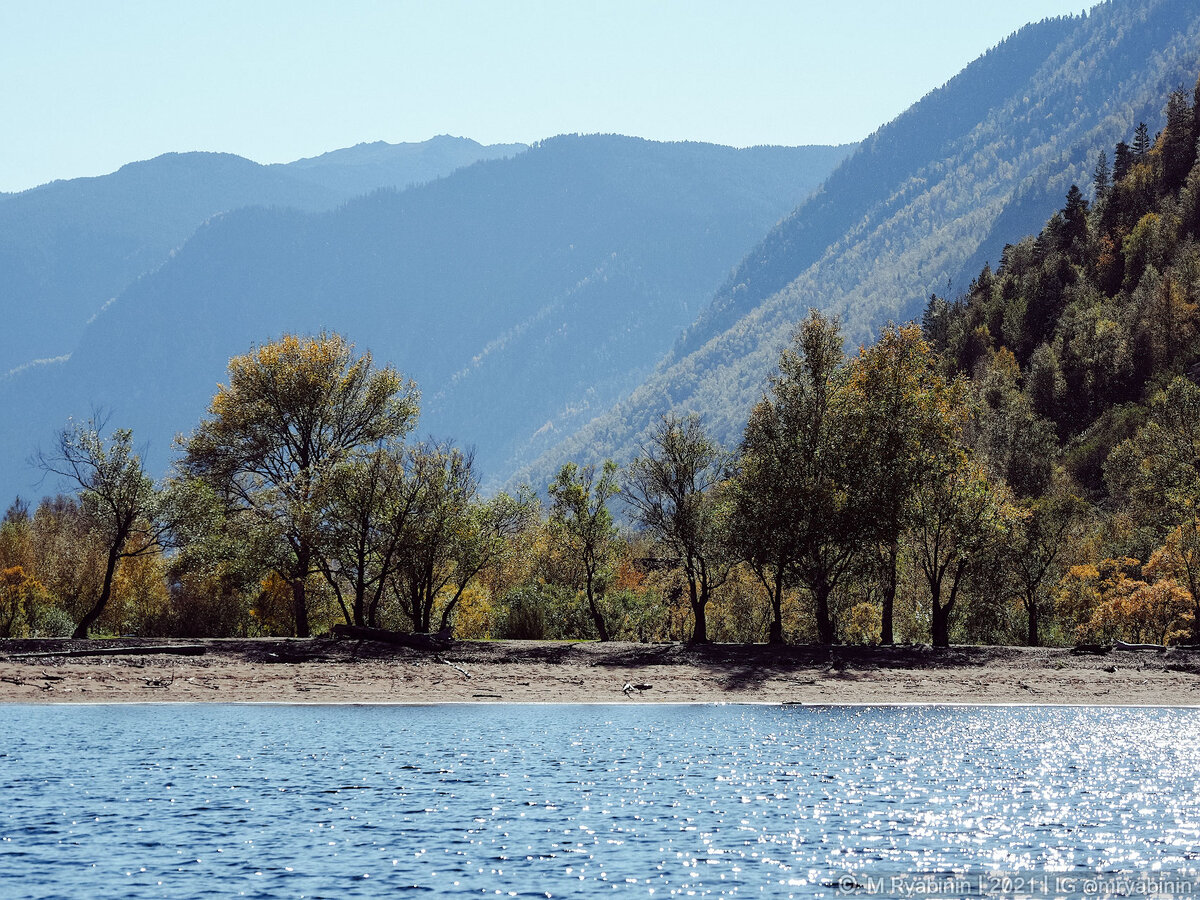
[1,1,1091,193]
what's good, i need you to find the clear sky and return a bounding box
[1,1,1091,194]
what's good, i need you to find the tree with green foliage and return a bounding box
[728,407,801,645]
[624,414,730,644]
[548,461,620,642]
[1113,140,1133,182]
[436,485,539,634]
[179,333,418,637]
[315,443,419,628]
[1061,184,1089,262]
[1161,88,1197,193]
[1105,376,1200,535]
[844,323,959,644]
[733,311,870,645]
[388,442,476,634]
[908,451,1016,647]
[1003,479,1089,645]
[37,420,165,638]
[1093,150,1111,199]
[967,349,1060,499]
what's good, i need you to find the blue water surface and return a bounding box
[2,704,1199,898]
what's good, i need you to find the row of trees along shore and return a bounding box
[8,80,1200,648]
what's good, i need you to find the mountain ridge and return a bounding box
[0,135,854,501]
[515,0,1200,493]
[0,136,529,375]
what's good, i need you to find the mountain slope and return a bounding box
[519,0,1200,490]
[0,136,853,500]
[0,137,525,374]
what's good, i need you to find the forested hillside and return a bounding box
[0,137,524,374]
[930,77,1200,512]
[0,137,852,500]
[521,0,1200,490]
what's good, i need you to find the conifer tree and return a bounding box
[1132,122,1152,158]
[1114,141,1133,182]
[1093,150,1111,199]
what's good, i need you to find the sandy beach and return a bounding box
[2,638,1199,705]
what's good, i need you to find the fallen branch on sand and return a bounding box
[436,656,472,679]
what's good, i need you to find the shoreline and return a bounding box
[3,638,1200,706]
[4,700,1200,709]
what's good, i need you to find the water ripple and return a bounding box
[1,705,1198,898]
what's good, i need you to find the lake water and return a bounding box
[1,704,1198,898]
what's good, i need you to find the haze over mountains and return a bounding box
[4,0,1199,506]
[0,136,525,375]
[0,136,851,499]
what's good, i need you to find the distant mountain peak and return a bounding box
[281,136,528,170]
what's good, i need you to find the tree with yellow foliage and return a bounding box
[36,420,165,638]
[1143,519,1200,641]
[179,333,419,637]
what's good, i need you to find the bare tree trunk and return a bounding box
[73,546,120,639]
[1026,593,1040,647]
[768,569,784,644]
[880,540,898,645]
[931,603,950,647]
[291,578,310,638]
[687,573,708,644]
[586,569,610,642]
[930,564,963,648]
[814,579,835,645]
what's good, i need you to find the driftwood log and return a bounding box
[1114,640,1167,652]
[331,624,452,650]
[8,645,206,660]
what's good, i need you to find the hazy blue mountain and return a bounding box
[0,136,853,500]
[516,0,1200,491]
[277,135,526,197]
[0,137,526,375]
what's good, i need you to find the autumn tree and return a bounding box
[179,333,418,637]
[36,420,165,638]
[1144,519,1200,641]
[548,461,620,642]
[624,414,730,644]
